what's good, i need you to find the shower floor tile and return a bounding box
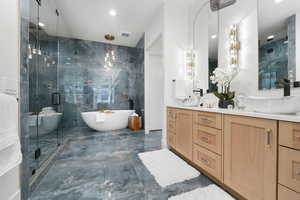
[29,128,212,200]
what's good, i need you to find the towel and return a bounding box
[96,112,106,122]
[0,143,22,177]
[0,93,22,177]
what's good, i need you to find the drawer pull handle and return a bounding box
[201,137,209,143]
[295,136,300,139]
[200,118,212,123]
[266,128,272,147]
[296,172,300,176]
[201,158,210,165]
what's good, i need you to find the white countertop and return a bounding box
[168,105,300,123]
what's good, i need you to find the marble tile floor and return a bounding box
[29,128,212,200]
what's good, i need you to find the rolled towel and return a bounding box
[0,93,18,134]
[0,142,22,177]
[0,93,22,177]
[96,112,106,122]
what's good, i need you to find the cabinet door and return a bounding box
[167,108,176,134]
[224,115,277,200]
[175,109,193,160]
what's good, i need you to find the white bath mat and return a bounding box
[138,149,200,187]
[169,184,235,200]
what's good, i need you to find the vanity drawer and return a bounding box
[279,146,300,193]
[193,125,222,155]
[167,133,176,148]
[167,108,177,121]
[193,112,222,130]
[279,121,300,151]
[167,120,176,133]
[278,184,300,200]
[193,144,222,181]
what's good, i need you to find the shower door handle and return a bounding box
[52,92,61,106]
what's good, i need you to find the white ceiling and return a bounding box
[39,0,163,47]
[259,0,300,44]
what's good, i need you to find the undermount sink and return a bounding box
[180,96,199,107]
[238,96,300,114]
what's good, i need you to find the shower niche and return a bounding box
[28,0,63,185]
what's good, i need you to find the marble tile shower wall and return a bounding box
[20,0,31,199]
[134,36,145,118]
[58,38,144,128]
[259,38,288,89]
[288,15,296,80]
[259,15,296,90]
[29,35,59,112]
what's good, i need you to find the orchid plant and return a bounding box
[210,66,239,101]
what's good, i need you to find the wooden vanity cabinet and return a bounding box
[166,107,300,200]
[167,108,177,149]
[175,109,193,160]
[278,184,300,200]
[192,111,223,181]
[278,121,300,198]
[224,115,277,200]
[167,108,193,160]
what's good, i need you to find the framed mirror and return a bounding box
[258,0,300,90]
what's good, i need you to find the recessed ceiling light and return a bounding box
[109,9,117,17]
[211,35,217,39]
[274,0,284,4]
[38,22,45,27]
[267,35,275,41]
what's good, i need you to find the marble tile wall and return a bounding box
[58,37,144,128]
[28,35,59,112]
[288,15,296,81]
[20,0,30,199]
[259,15,296,90]
[259,38,288,89]
[134,36,145,121]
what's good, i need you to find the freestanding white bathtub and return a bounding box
[81,110,135,131]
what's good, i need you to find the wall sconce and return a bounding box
[229,24,240,66]
[184,50,196,81]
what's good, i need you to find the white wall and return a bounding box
[0,0,21,200]
[218,0,258,96]
[162,0,193,146]
[145,7,164,50]
[148,53,164,131]
[0,0,20,94]
[218,0,300,97]
[145,6,164,133]
[192,1,210,92]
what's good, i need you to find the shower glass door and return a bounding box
[28,0,39,177]
[36,0,62,169]
[28,0,63,180]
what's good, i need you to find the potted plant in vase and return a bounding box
[210,67,239,109]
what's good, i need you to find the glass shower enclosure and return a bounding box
[28,0,63,182]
